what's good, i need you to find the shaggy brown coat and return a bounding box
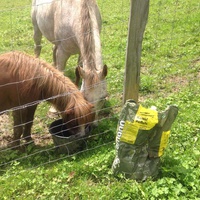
[0,51,94,148]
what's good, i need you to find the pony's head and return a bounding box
[75,65,108,115]
[61,95,95,136]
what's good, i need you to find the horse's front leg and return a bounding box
[75,55,83,86]
[33,25,42,58]
[56,45,70,72]
[9,110,24,149]
[23,105,37,145]
[52,45,57,66]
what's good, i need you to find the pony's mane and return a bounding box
[0,51,94,126]
[4,51,76,97]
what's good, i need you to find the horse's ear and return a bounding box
[102,64,108,77]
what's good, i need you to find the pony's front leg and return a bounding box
[8,110,24,149]
[23,105,37,145]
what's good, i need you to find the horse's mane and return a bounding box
[0,51,94,126]
[81,0,104,86]
[81,0,97,71]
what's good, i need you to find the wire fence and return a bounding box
[0,0,199,177]
[0,0,127,175]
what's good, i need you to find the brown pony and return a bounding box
[0,51,94,148]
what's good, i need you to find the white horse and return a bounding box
[31,0,108,118]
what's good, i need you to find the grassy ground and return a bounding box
[0,0,199,199]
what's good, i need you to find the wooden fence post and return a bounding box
[123,0,149,104]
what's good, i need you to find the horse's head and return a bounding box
[75,65,108,116]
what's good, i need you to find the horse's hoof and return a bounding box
[48,106,60,118]
[49,106,57,113]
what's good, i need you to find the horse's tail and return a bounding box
[63,92,95,128]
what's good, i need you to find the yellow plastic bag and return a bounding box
[112,100,178,181]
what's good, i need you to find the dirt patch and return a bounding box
[0,113,53,150]
[0,113,13,149]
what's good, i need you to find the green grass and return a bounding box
[0,0,200,199]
